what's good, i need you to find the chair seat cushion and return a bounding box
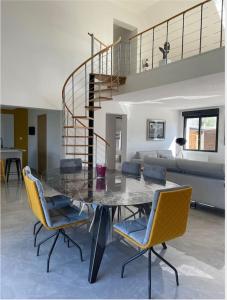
[114,217,147,242]
[49,205,89,228]
[46,194,72,209]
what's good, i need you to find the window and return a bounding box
[183,109,219,152]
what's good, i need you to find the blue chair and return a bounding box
[122,161,141,176]
[60,158,82,173]
[114,186,192,299]
[24,171,89,272]
[143,164,166,181]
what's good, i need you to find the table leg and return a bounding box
[88,205,110,283]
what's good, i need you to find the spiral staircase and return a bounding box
[62,36,126,167]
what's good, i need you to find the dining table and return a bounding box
[43,168,179,284]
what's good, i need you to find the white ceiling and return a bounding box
[114,72,225,110]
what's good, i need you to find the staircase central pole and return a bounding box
[88,74,95,169]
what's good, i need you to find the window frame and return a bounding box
[183,109,219,153]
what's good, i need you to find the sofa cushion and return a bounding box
[137,151,157,160]
[157,150,173,159]
[144,156,179,172]
[176,159,225,180]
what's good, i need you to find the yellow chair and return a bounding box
[114,186,192,299]
[24,169,89,272]
[0,160,6,182]
[23,166,74,247]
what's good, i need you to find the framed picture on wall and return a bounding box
[146,119,166,140]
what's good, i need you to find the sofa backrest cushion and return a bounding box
[176,159,225,179]
[157,150,173,159]
[144,156,178,172]
[136,151,157,160]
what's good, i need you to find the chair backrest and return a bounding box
[60,158,82,173]
[23,168,50,228]
[144,186,192,247]
[122,161,141,176]
[143,164,166,181]
[22,166,32,208]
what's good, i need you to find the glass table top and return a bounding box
[43,168,179,206]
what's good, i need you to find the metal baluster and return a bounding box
[91,34,94,73]
[106,51,108,75]
[220,0,224,47]
[85,64,87,108]
[166,21,169,64]
[72,75,74,116]
[118,43,121,83]
[128,40,131,74]
[152,28,154,69]
[95,135,97,166]
[199,4,203,54]
[139,34,142,73]
[181,13,185,59]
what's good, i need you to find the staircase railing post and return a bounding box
[220,0,224,47]
[199,4,203,54]
[181,13,185,59]
[91,33,94,73]
[139,34,142,73]
[166,21,169,64]
[152,28,154,69]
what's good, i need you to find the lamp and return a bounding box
[176,138,186,158]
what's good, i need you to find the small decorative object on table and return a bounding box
[159,42,171,66]
[96,164,106,178]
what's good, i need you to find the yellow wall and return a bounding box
[0,108,28,166]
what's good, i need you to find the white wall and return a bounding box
[28,109,62,171]
[178,106,225,163]
[95,101,179,160]
[2,0,151,110]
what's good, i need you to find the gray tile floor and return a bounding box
[1,181,225,299]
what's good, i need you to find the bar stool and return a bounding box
[5,158,22,182]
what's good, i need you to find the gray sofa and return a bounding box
[142,156,225,210]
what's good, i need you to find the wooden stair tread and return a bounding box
[90,96,112,102]
[91,73,126,85]
[63,144,93,147]
[66,153,93,156]
[89,88,118,94]
[64,126,94,129]
[73,116,94,120]
[85,106,101,110]
[62,135,94,138]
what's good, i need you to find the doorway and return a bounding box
[106,114,127,170]
[37,114,47,174]
[113,20,137,75]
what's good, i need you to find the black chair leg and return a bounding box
[60,229,83,262]
[148,249,151,299]
[162,242,167,249]
[33,221,41,235]
[34,224,43,247]
[47,231,60,272]
[15,160,20,181]
[121,249,147,278]
[37,232,58,256]
[151,247,179,286]
[6,161,11,182]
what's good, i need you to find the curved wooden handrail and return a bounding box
[88,32,107,47]
[62,36,121,97]
[129,0,212,40]
[62,38,121,147]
